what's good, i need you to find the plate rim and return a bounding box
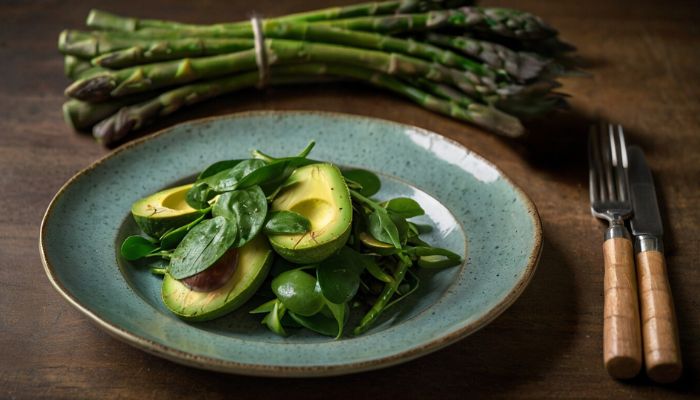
[40,110,542,377]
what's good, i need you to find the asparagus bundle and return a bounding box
[58,0,574,146]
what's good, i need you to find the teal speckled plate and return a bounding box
[40,111,541,377]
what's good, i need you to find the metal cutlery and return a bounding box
[589,123,642,379]
[627,146,682,383]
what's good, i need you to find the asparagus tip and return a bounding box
[469,104,525,138]
[65,74,117,102]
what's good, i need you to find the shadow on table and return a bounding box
[135,237,579,397]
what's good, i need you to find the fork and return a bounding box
[589,122,642,379]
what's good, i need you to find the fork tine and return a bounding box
[614,124,630,202]
[600,121,617,201]
[588,125,601,204]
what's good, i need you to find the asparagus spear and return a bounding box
[311,7,557,40]
[84,1,473,32]
[92,38,255,68]
[63,94,154,130]
[86,22,497,79]
[424,33,549,81]
[92,63,523,145]
[86,7,556,42]
[66,38,518,103]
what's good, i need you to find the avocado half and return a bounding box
[131,184,205,238]
[267,163,352,264]
[161,234,273,321]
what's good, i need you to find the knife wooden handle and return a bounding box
[636,250,682,383]
[603,237,642,379]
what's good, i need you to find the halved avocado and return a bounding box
[267,163,352,264]
[131,184,205,238]
[162,234,273,321]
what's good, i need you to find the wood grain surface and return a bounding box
[1,0,699,398]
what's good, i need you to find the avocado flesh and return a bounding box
[131,184,205,238]
[268,163,352,264]
[162,234,273,321]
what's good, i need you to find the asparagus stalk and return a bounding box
[86,7,556,42]
[84,1,473,32]
[312,7,557,40]
[92,38,255,68]
[424,33,549,81]
[63,94,154,130]
[92,63,523,145]
[66,38,518,103]
[86,22,497,80]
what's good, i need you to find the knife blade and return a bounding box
[628,146,663,248]
[626,146,682,383]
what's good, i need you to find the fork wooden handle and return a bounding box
[603,237,642,379]
[636,250,682,383]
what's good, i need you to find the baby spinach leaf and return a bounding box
[417,255,463,269]
[186,181,215,210]
[362,256,394,283]
[250,299,277,314]
[324,300,349,339]
[317,247,366,304]
[384,197,425,219]
[262,299,287,336]
[264,211,311,235]
[120,235,158,261]
[197,159,244,180]
[271,269,325,316]
[212,185,267,248]
[350,189,401,249]
[367,210,402,249]
[159,213,207,250]
[169,216,237,279]
[405,246,461,260]
[212,159,267,192]
[289,311,339,337]
[342,169,381,197]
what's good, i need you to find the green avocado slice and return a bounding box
[267,163,352,264]
[161,234,273,321]
[131,184,205,238]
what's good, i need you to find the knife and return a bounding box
[628,146,682,383]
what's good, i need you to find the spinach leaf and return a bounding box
[212,186,267,248]
[342,169,381,197]
[384,197,425,219]
[120,235,158,261]
[185,182,215,210]
[264,211,311,235]
[169,216,237,279]
[237,157,315,195]
[262,299,287,336]
[417,255,463,269]
[351,189,401,249]
[271,269,325,316]
[197,159,244,180]
[362,256,394,283]
[324,300,348,339]
[367,210,402,249]
[159,213,207,250]
[317,247,366,304]
[405,246,461,260]
[212,159,267,192]
[250,298,277,314]
[288,311,339,337]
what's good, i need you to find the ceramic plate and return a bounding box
[40,111,541,377]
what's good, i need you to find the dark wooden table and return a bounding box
[2,0,699,398]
